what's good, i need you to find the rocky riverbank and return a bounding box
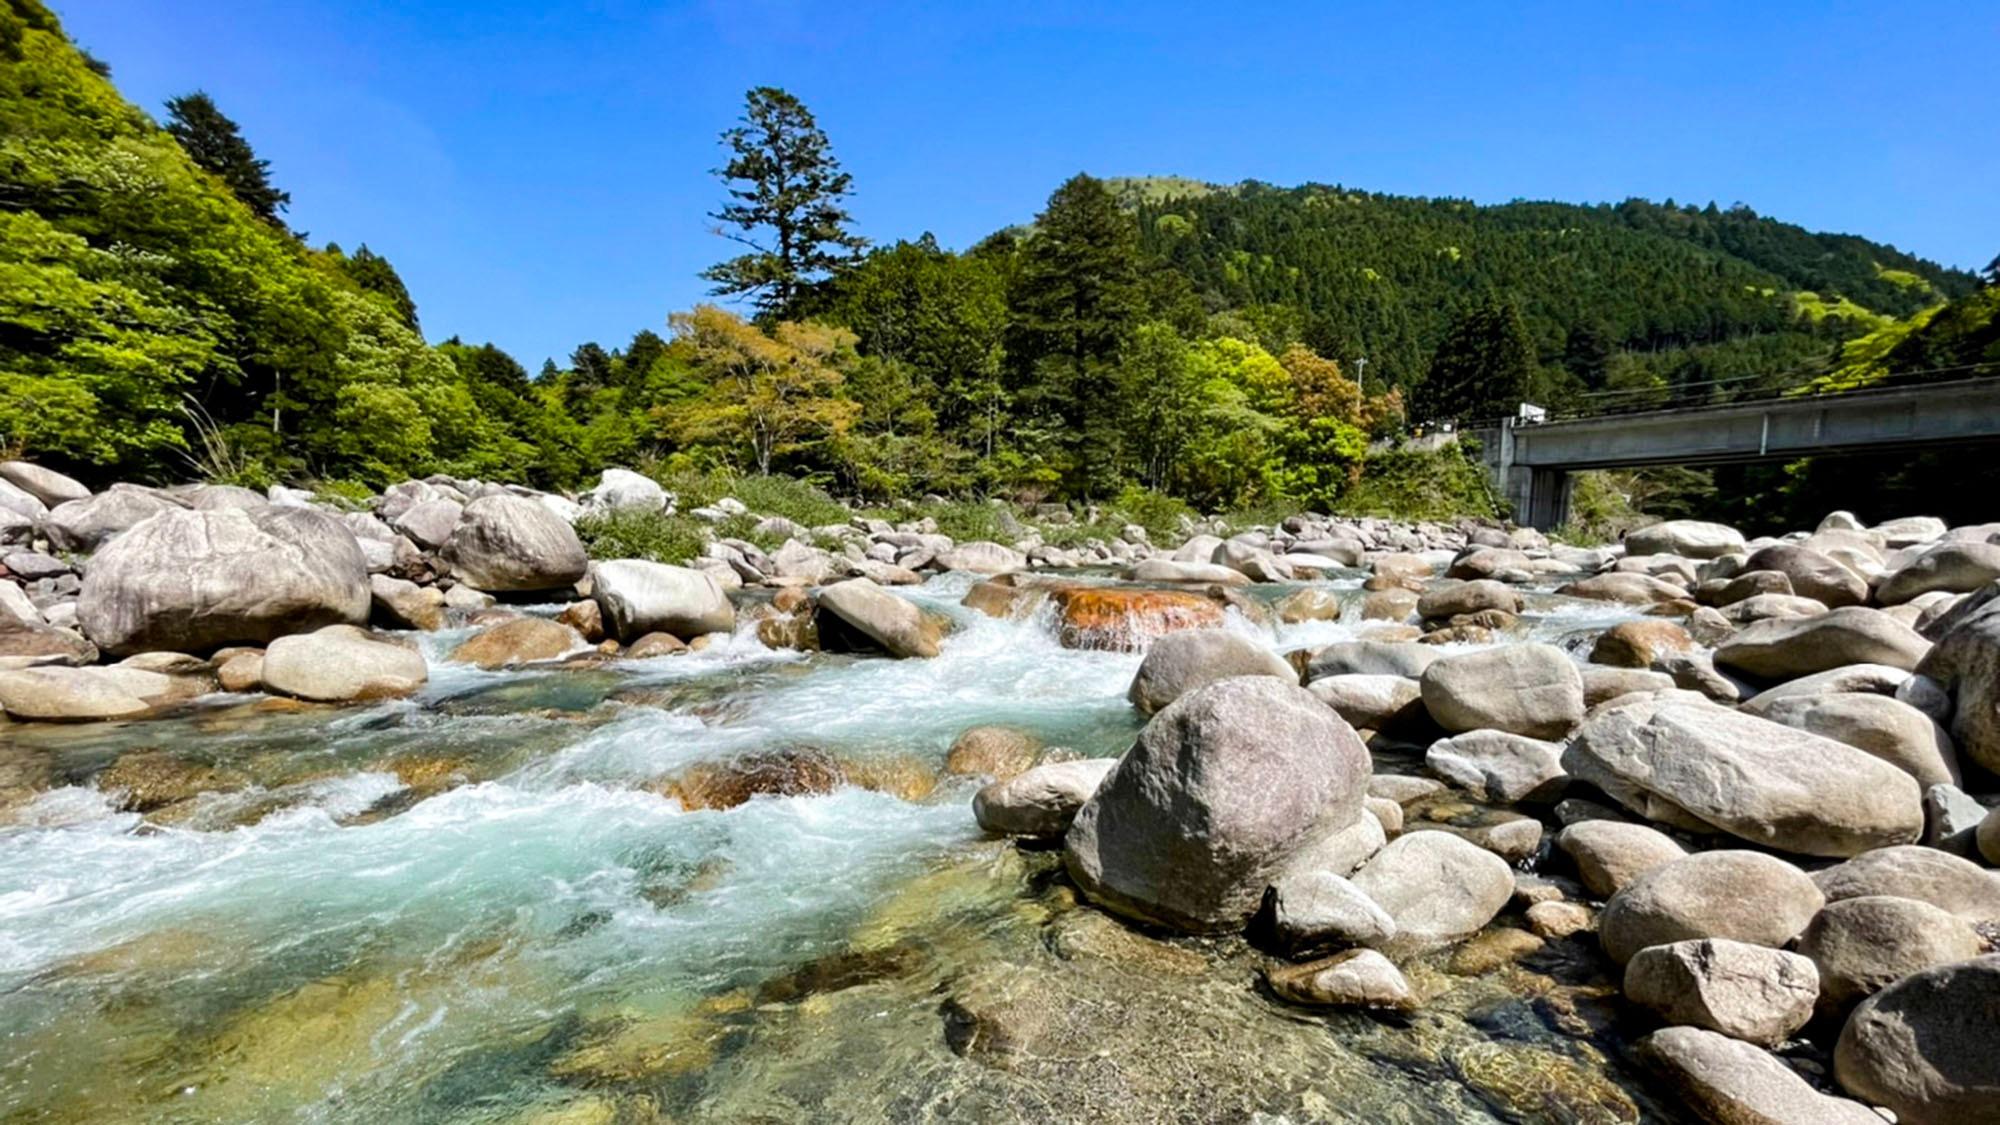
[4,459,2000,1123]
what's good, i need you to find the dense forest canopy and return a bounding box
[2,0,1994,526]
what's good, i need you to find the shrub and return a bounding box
[1338,443,1500,522]
[575,509,710,565]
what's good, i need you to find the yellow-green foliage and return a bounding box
[1790,290,1889,329]
[1800,303,1944,392]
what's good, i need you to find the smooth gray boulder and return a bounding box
[1419,643,1584,739]
[1835,955,2000,1125]
[1306,640,1438,681]
[1557,571,1689,605]
[0,664,183,720]
[78,507,369,656]
[440,494,588,592]
[389,498,462,550]
[1811,845,2000,924]
[1739,662,1911,709]
[1556,820,1688,899]
[1625,519,1745,560]
[368,574,445,631]
[1797,895,1983,1016]
[813,577,939,658]
[1265,870,1396,953]
[1743,544,1868,608]
[1880,541,2000,605]
[1916,594,2000,773]
[43,487,177,553]
[1127,629,1292,715]
[1598,850,1824,965]
[1748,692,1959,788]
[1714,606,1931,681]
[1623,938,1818,1047]
[972,759,1116,839]
[581,468,668,515]
[1347,830,1515,956]
[0,461,88,507]
[1639,1027,1882,1125]
[591,559,736,643]
[1424,730,1566,803]
[261,624,427,702]
[937,541,1025,575]
[1064,677,1371,933]
[1125,558,1251,586]
[1563,695,1922,857]
[1307,673,1424,732]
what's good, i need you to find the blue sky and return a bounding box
[57,1,2000,368]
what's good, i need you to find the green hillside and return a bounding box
[1123,178,1976,402]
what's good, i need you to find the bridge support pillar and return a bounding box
[1519,467,1572,531]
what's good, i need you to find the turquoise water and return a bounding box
[0,573,1681,1123]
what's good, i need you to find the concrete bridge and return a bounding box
[1467,377,2000,529]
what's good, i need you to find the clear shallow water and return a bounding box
[0,574,1679,1124]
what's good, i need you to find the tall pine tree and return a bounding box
[163,91,290,225]
[702,87,867,318]
[1006,173,1142,495]
[1414,298,1537,421]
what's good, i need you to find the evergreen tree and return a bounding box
[1562,322,1613,389]
[328,243,419,330]
[1984,252,1999,288]
[162,91,290,225]
[701,86,867,317]
[1414,298,1537,421]
[1006,173,1142,494]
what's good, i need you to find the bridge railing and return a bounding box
[1419,360,2000,434]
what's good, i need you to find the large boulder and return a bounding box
[43,487,177,553]
[1747,692,1959,788]
[78,507,369,656]
[972,759,1115,839]
[1557,572,1688,605]
[1063,677,1371,933]
[1797,895,1983,1016]
[1916,595,2000,773]
[1743,544,1868,607]
[1623,938,1818,1047]
[388,498,462,550]
[1125,558,1250,586]
[581,468,668,515]
[1638,1027,1882,1125]
[814,578,939,658]
[591,559,735,643]
[1563,695,1922,857]
[1625,520,1745,560]
[368,574,445,631]
[1556,820,1687,899]
[0,461,89,507]
[1713,606,1931,682]
[1307,640,1439,680]
[1347,830,1514,955]
[440,494,588,592]
[1879,541,2000,605]
[1835,955,2000,1125]
[1811,845,2000,924]
[1598,850,1824,964]
[1415,578,1521,621]
[261,625,427,702]
[0,664,185,720]
[1127,629,1293,715]
[937,541,1026,575]
[1419,643,1584,739]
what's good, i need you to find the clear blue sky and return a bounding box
[55,1,2000,368]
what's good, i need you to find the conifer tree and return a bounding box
[1414,298,1537,421]
[163,91,291,225]
[702,87,867,318]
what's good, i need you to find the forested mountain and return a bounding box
[1127,178,1976,405]
[3,0,1993,527]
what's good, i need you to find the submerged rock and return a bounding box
[944,726,1044,780]
[1064,676,1370,932]
[1265,949,1416,1010]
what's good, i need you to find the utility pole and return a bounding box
[1353,355,1369,387]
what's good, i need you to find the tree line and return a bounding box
[2,0,1991,522]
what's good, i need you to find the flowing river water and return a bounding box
[0,571,1701,1123]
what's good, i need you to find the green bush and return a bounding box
[575,509,711,565]
[1338,444,1500,522]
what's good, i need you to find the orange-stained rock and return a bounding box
[1052,587,1227,651]
[657,747,846,811]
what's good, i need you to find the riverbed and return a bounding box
[0,571,1694,1123]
